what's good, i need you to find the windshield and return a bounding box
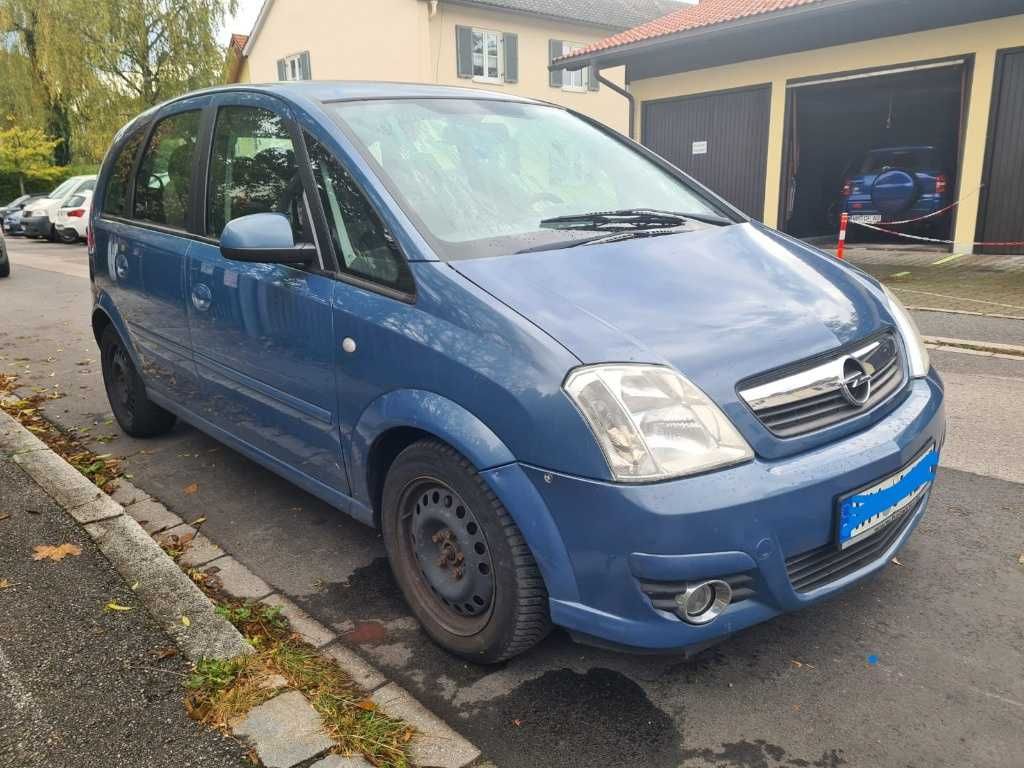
[47,178,78,199]
[329,99,730,260]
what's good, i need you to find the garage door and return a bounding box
[642,84,771,219]
[977,48,1024,255]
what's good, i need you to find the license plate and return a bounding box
[837,446,938,549]
[850,214,882,224]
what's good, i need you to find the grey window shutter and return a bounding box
[455,25,473,78]
[503,32,518,83]
[277,58,287,80]
[548,39,563,87]
[588,62,599,91]
[299,51,312,80]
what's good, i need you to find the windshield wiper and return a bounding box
[539,208,731,231]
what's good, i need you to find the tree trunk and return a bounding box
[19,175,26,196]
[46,104,72,166]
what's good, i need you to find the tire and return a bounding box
[381,439,551,663]
[99,326,176,437]
[57,227,78,244]
[0,258,9,278]
[46,224,57,242]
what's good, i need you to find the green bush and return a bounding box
[0,164,99,204]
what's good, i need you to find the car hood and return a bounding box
[450,222,891,408]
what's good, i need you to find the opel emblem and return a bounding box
[839,357,872,407]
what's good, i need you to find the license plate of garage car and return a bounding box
[837,445,938,550]
[851,214,882,224]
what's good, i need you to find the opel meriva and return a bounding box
[89,83,945,662]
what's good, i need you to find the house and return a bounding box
[228,0,681,134]
[552,0,1024,254]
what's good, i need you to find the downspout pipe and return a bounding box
[595,69,636,140]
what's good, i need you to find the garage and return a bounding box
[976,47,1024,255]
[642,84,771,219]
[779,58,969,244]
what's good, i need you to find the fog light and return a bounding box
[675,579,732,625]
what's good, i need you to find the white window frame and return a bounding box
[471,28,503,84]
[561,41,587,92]
[282,52,304,82]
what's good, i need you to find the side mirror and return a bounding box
[220,212,316,265]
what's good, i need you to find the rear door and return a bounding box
[185,93,348,494]
[97,97,208,403]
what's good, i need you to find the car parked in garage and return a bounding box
[89,83,945,662]
[2,194,43,235]
[838,146,951,233]
[54,191,92,243]
[21,175,96,240]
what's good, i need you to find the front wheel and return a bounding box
[100,326,176,437]
[382,440,551,663]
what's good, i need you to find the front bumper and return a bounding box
[483,372,945,651]
[21,214,51,237]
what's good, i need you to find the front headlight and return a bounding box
[563,364,753,483]
[881,285,929,378]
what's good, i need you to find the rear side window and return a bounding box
[103,131,145,217]
[306,134,413,294]
[133,110,201,229]
[207,106,310,243]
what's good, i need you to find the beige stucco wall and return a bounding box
[239,0,629,132]
[629,14,1024,252]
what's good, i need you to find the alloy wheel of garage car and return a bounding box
[99,326,177,438]
[382,439,551,663]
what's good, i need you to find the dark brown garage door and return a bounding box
[642,84,771,219]
[977,47,1024,255]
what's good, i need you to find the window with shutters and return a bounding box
[471,28,502,83]
[279,52,310,81]
[561,42,587,92]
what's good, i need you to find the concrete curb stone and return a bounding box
[232,689,334,768]
[261,593,338,649]
[126,497,184,534]
[178,531,226,568]
[12,447,103,509]
[320,643,387,692]
[110,478,151,507]
[203,554,273,600]
[371,683,482,768]
[310,755,373,768]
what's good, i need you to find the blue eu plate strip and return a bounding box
[839,449,938,544]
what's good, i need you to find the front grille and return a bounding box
[740,333,906,438]
[785,496,923,592]
[638,572,755,614]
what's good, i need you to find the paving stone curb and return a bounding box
[922,335,1024,358]
[0,409,251,662]
[0,408,484,768]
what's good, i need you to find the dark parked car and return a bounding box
[839,146,951,232]
[2,194,43,235]
[0,193,32,219]
[0,229,9,278]
[89,83,944,662]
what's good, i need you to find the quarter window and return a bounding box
[132,110,201,229]
[305,134,413,294]
[472,29,502,82]
[104,129,145,217]
[206,106,311,245]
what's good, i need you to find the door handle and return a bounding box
[191,283,213,312]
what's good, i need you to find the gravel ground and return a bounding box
[0,456,249,768]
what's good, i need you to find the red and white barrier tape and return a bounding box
[857,186,979,227]
[849,219,1024,248]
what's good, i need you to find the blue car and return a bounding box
[840,146,951,232]
[89,83,945,662]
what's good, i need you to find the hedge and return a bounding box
[0,165,99,204]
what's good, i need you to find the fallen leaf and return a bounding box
[105,601,133,612]
[891,557,904,567]
[1018,553,1024,567]
[32,543,82,562]
[0,513,9,522]
[190,516,206,526]
[790,659,802,668]
[130,580,140,591]
[0,579,11,589]
[183,482,199,495]
[512,719,523,727]
[356,698,377,711]
[181,615,191,627]
[153,646,178,660]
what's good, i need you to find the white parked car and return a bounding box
[54,191,92,243]
[20,175,96,241]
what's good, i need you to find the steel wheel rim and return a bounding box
[398,477,495,636]
[109,346,135,416]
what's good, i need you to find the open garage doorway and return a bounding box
[779,58,970,247]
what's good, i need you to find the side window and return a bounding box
[305,134,413,294]
[207,106,310,244]
[78,178,96,193]
[103,130,146,217]
[133,110,201,229]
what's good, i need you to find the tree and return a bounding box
[0,122,62,195]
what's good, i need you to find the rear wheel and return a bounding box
[57,227,78,244]
[100,326,176,437]
[381,439,551,663]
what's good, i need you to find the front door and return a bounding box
[186,96,348,494]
